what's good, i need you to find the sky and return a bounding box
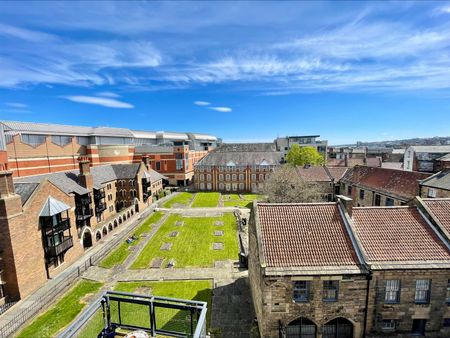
[1,1,450,145]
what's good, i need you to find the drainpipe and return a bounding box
[363,270,373,338]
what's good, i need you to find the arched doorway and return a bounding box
[286,317,317,338]
[102,226,107,236]
[82,229,93,249]
[134,198,139,212]
[96,231,101,241]
[323,318,353,338]
[119,216,122,224]
[108,223,113,232]
[127,211,131,219]
[123,214,127,221]
[114,220,118,228]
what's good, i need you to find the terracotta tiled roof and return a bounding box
[326,167,349,181]
[342,166,430,200]
[352,207,450,263]
[296,166,331,182]
[256,203,360,268]
[422,198,450,235]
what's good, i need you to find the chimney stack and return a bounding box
[337,195,353,217]
[0,170,15,198]
[344,153,349,167]
[142,155,150,169]
[78,156,93,190]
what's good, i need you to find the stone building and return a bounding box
[0,157,164,304]
[404,146,450,172]
[249,198,450,337]
[434,154,450,172]
[0,120,218,185]
[340,166,430,207]
[194,143,284,192]
[275,135,328,159]
[295,166,348,201]
[419,170,450,198]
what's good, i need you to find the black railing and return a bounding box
[76,207,93,220]
[43,218,71,232]
[94,190,105,201]
[95,202,106,214]
[45,237,73,257]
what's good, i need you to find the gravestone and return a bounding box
[213,242,224,250]
[168,231,179,238]
[214,230,224,236]
[151,258,164,268]
[175,221,184,227]
[160,243,173,251]
[215,221,224,226]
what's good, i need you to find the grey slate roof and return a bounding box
[112,164,141,180]
[438,153,450,161]
[14,171,90,195]
[14,182,39,205]
[39,196,71,217]
[214,143,276,153]
[409,145,450,153]
[197,151,283,166]
[420,170,450,191]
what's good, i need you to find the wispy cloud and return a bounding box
[209,106,232,113]
[64,96,134,109]
[5,102,28,108]
[193,101,210,106]
[97,91,120,98]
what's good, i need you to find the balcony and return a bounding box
[43,218,71,233]
[78,197,92,207]
[45,237,73,257]
[94,190,105,201]
[95,202,106,214]
[76,207,93,220]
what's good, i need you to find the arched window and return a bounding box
[286,317,317,338]
[323,318,353,338]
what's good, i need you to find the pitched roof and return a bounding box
[422,198,450,235]
[438,153,450,161]
[327,157,381,168]
[39,196,71,217]
[215,143,276,152]
[420,170,450,191]
[341,166,430,201]
[296,166,331,182]
[255,203,361,274]
[326,167,349,181]
[13,182,39,205]
[381,162,403,170]
[408,145,450,153]
[351,206,450,268]
[197,150,283,166]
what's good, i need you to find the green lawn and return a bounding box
[162,192,194,208]
[16,280,103,338]
[222,193,265,208]
[191,192,220,208]
[78,280,212,337]
[99,212,164,268]
[131,213,238,269]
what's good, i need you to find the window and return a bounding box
[232,174,237,181]
[219,174,224,181]
[446,280,450,303]
[385,280,400,303]
[323,280,339,301]
[259,174,264,181]
[444,318,450,327]
[251,174,256,181]
[156,161,161,171]
[375,194,381,206]
[207,174,211,181]
[176,159,183,170]
[385,197,394,206]
[347,185,352,195]
[293,281,310,302]
[226,174,230,181]
[382,320,396,331]
[200,174,205,181]
[428,188,437,198]
[219,183,224,190]
[199,183,205,190]
[239,183,244,190]
[415,279,431,304]
[239,174,244,181]
[412,319,426,335]
[359,189,365,200]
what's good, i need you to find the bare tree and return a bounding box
[260,165,323,203]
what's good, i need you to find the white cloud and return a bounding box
[193,101,210,106]
[64,96,134,109]
[5,102,28,108]
[209,106,232,113]
[97,91,120,98]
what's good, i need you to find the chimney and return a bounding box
[344,153,349,167]
[142,155,150,169]
[337,195,353,217]
[0,170,15,198]
[78,156,93,190]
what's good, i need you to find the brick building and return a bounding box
[275,135,328,159]
[0,120,218,185]
[295,166,348,201]
[419,170,450,198]
[194,143,284,192]
[404,146,450,172]
[0,157,164,304]
[340,166,430,207]
[249,198,450,337]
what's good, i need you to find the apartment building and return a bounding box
[404,145,450,172]
[275,135,328,158]
[0,157,164,304]
[0,120,218,185]
[340,166,430,207]
[249,198,450,337]
[194,143,284,192]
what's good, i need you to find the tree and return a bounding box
[260,165,323,203]
[285,144,325,166]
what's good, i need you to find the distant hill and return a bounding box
[335,136,450,148]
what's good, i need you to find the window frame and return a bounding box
[323,280,339,302]
[293,281,310,303]
[415,279,431,304]
[384,279,401,304]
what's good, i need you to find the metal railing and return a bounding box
[45,237,74,257]
[58,291,208,338]
[0,204,158,338]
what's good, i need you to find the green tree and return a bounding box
[285,144,325,166]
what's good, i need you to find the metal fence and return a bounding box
[0,203,158,338]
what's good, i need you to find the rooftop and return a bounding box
[422,198,450,236]
[351,206,450,268]
[256,203,361,273]
[407,145,450,153]
[196,150,283,167]
[420,170,450,191]
[341,166,430,201]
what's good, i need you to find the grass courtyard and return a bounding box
[222,193,265,208]
[99,211,164,268]
[131,213,238,269]
[16,280,103,338]
[162,192,194,208]
[78,280,212,337]
[191,192,220,207]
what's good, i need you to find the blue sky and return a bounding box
[1,1,450,144]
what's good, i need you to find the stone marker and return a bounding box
[213,242,224,250]
[214,230,224,236]
[160,242,173,251]
[151,258,164,268]
[168,231,179,238]
[215,221,224,226]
